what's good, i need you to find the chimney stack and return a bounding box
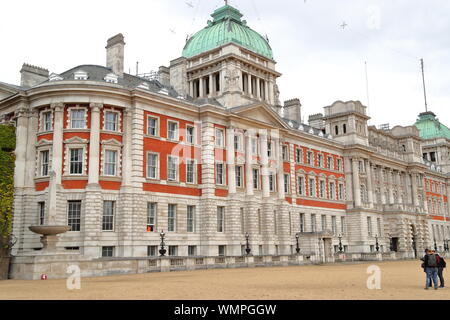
[283,99,302,124]
[20,63,49,88]
[106,33,125,77]
[158,66,170,87]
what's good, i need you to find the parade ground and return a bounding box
[0,260,447,300]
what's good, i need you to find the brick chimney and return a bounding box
[20,63,49,87]
[106,33,125,77]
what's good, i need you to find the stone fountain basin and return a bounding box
[29,225,71,236]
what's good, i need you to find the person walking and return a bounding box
[436,252,446,288]
[422,249,439,290]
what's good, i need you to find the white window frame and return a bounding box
[146,152,159,180]
[39,149,50,177]
[308,177,316,197]
[215,162,225,185]
[282,145,289,161]
[235,165,243,188]
[319,179,326,198]
[284,173,290,194]
[40,109,53,132]
[186,159,196,184]
[186,125,195,145]
[168,204,177,232]
[217,206,225,233]
[167,120,179,141]
[215,128,225,147]
[329,181,336,200]
[147,202,157,232]
[297,175,305,195]
[296,147,303,163]
[167,155,179,182]
[68,147,85,175]
[253,168,260,190]
[147,115,159,137]
[187,205,196,233]
[67,106,88,129]
[251,137,258,155]
[100,139,122,177]
[102,200,115,232]
[103,109,121,132]
[103,149,118,177]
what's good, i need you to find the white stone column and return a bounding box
[226,127,236,194]
[245,130,254,196]
[88,103,102,186]
[248,74,253,98]
[208,74,213,98]
[260,130,270,198]
[263,80,268,101]
[199,77,204,98]
[387,169,394,204]
[121,108,132,187]
[189,81,193,97]
[268,78,274,105]
[13,108,28,189]
[51,103,64,185]
[366,160,374,208]
[352,158,361,207]
[256,77,261,100]
[397,172,403,205]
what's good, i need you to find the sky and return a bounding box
[1,0,449,127]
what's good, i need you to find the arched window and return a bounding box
[335,125,339,135]
[343,124,347,134]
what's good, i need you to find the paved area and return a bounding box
[0,260,447,300]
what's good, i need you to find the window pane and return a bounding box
[148,117,157,136]
[67,200,81,231]
[105,112,118,131]
[168,204,176,232]
[147,203,156,232]
[168,157,177,181]
[41,150,49,176]
[147,153,158,179]
[70,149,83,174]
[187,205,195,232]
[102,201,115,231]
[104,150,117,176]
[71,110,85,128]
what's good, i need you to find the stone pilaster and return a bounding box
[226,127,236,194]
[121,108,133,188]
[245,130,254,196]
[259,130,270,198]
[366,160,374,208]
[352,158,361,207]
[87,103,102,186]
[277,139,285,200]
[51,103,64,185]
[387,169,394,204]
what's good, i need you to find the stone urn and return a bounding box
[29,225,71,253]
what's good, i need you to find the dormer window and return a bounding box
[49,73,63,81]
[104,73,118,84]
[74,70,88,80]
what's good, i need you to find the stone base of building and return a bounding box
[9,251,450,280]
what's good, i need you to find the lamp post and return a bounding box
[295,233,300,254]
[338,233,343,253]
[444,239,449,252]
[433,238,438,252]
[388,233,393,252]
[159,230,167,257]
[245,232,251,255]
[375,234,380,252]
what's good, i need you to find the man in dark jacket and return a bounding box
[422,249,439,290]
[436,253,446,288]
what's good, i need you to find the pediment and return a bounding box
[101,138,122,147]
[0,83,19,101]
[64,136,89,144]
[230,103,289,129]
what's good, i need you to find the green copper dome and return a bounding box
[182,4,273,60]
[414,111,450,140]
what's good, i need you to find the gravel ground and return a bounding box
[0,260,447,300]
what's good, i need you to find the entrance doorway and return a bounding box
[392,238,399,252]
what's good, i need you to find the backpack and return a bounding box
[428,254,437,267]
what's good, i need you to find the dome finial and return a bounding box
[224,0,229,5]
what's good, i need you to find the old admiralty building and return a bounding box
[0,4,449,279]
